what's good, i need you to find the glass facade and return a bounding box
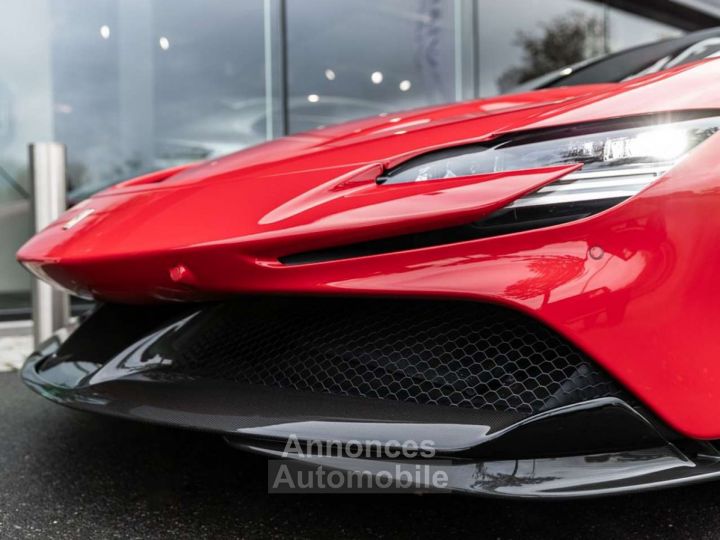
[0,0,692,316]
[286,0,456,132]
[52,0,266,199]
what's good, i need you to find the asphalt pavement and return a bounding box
[1,372,720,539]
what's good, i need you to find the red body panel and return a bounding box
[17,60,720,438]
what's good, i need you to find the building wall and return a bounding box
[0,0,694,315]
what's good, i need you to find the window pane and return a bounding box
[606,7,684,52]
[477,0,606,96]
[52,0,266,202]
[153,0,267,167]
[286,0,456,134]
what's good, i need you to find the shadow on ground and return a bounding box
[0,373,714,539]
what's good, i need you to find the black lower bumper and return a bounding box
[21,300,720,498]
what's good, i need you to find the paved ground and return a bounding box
[2,372,720,540]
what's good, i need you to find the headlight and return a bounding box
[283,114,720,264]
[378,114,719,210]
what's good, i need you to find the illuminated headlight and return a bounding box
[378,115,720,210]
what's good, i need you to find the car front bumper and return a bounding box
[21,299,720,499]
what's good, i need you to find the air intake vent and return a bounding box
[279,194,621,265]
[157,297,631,415]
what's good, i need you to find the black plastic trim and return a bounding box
[280,198,625,265]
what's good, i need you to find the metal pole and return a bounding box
[454,0,479,101]
[28,142,70,346]
[264,0,288,139]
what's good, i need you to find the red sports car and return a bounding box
[17,31,720,497]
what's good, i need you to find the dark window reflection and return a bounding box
[497,11,606,92]
[478,0,682,96]
[51,0,266,202]
[286,0,455,133]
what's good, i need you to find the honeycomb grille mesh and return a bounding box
[163,297,629,415]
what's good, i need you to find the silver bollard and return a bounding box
[28,143,70,347]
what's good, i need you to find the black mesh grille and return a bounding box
[159,297,630,415]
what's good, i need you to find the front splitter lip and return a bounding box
[233,441,719,499]
[20,336,720,499]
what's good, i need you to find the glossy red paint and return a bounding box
[17,59,720,438]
